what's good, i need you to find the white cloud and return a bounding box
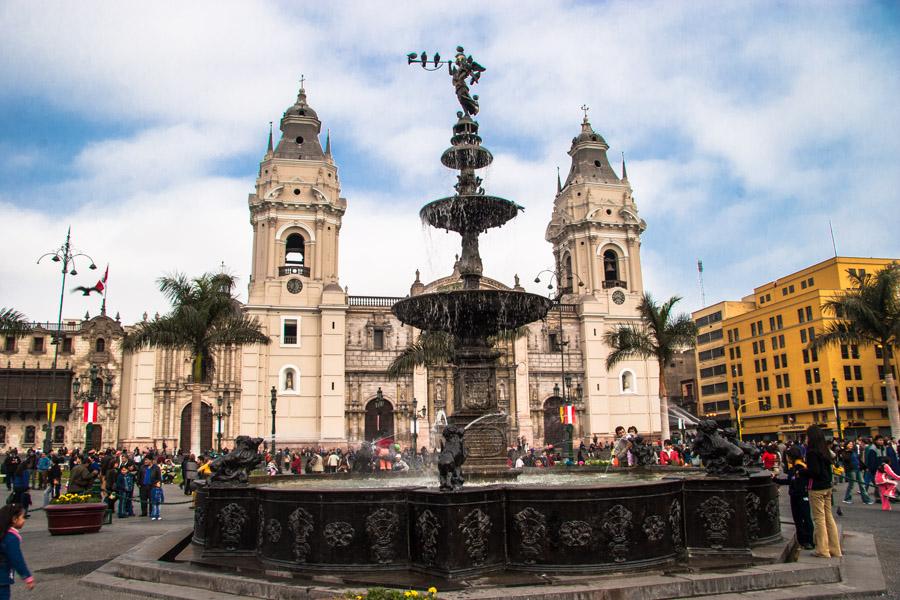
[0,0,898,322]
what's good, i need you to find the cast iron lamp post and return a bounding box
[72,364,113,451]
[536,268,585,462]
[270,386,277,468]
[731,384,744,441]
[831,378,843,441]
[215,394,232,453]
[37,227,97,368]
[409,398,427,469]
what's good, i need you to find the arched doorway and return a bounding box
[364,397,394,444]
[543,396,565,449]
[180,402,213,453]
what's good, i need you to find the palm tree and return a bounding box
[603,293,698,441]
[0,308,30,337]
[811,263,900,438]
[387,327,526,380]
[123,273,270,455]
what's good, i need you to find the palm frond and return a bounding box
[387,330,455,379]
[0,308,30,337]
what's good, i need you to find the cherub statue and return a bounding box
[437,425,468,491]
[209,435,264,485]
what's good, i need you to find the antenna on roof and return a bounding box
[828,220,838,257]
[697,259,706,307]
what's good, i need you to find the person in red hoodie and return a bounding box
[761,445,779,471]
[659,440,682,466]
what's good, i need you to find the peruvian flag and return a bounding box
[83,401,98,423]
[562,404,576,425]
[95,265,109,294]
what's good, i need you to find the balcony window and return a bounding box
[281,317,299,346]
[285,233,305,265]
[373,329,385,350]
[32,336,44,353]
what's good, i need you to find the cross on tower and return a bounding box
[580,104,590,122]
[299,74,305,90]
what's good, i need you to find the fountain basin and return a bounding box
[392,289,554,341]
[420,195,521,232]
[195,471,780,579]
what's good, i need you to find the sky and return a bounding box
[1,1,898,325]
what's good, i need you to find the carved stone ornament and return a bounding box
[267,518,283,544]
[416,509,441,565]
[194,503,207,537]
[514,507,546,564]
[765,498,780,524]
[256,506,265,550]
[323,521,355,548]
[600,504,633,563]
[559,520,593,547]
[669,499,684,551]
[642,515,666,542]
[745,492,761,541]
[366,508,400,564]
[288,507,315,563]
[459,508,492,565]
[699,496,735,549]
[219,503,248,549]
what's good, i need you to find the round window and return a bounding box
[606,209,612,215]
[296,136,304,144]
[293,189,301,195]
[594,160,602,167]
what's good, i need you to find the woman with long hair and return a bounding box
[0,504,34,597]
[802,426,842,558]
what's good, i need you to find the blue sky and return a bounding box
[1,1,898,324]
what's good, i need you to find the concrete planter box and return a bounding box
[45,502,107,535]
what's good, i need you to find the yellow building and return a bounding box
[695,257,899,441]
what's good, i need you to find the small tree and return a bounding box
[123,273,270,455]
[603,293,697,441]
[812,263,900,438]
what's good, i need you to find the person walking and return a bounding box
[149,481,164,521]
[874,462,899,511]
[182,455,198,496]
[47,458,62,500]
[35,453,50,492]
[137,457,161,517]
[802,425,841,558]
[0,504,34,598]
[841,441,873,505]
[10,460,31,519]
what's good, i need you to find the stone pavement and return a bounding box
[18,482,193,600]
[10,481,899,599]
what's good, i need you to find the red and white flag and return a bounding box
[563,404,576,425]
[95,265,109,294]
[83,401,98,423]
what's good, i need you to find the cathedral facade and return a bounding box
[118,85,660,452]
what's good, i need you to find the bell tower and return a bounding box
[545,111,646,301]
[247,81,346,308]
[242,81,348,445]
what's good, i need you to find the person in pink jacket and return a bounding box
[874,462,900,511]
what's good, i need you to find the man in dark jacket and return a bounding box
[137,457,161,517]
[67,457,97,493]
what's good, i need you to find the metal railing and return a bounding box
[348,296,405,307]
[279,265,310,277]
[602,280,627,289]
[283,335,297,344]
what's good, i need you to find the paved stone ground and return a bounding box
[18,482,194,600]
[10,481,899,599]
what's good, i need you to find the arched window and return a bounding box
[285,233,305,265]
[603,249,626,288]
[53,425,65,443]
[279,365,300,394]
[620,370,636,394]
[0,426,5,445]
[95,337,106,352]
[24,426,35,445]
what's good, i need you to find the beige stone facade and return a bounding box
[113,86,660,452]
[1,313,124,450]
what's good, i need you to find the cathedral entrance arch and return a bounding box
[180,402,213,453]
[364,397,394,444]
[542,396,565,449]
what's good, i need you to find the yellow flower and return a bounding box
[404,593,411,598]
[411,593,419,598]
[428,588,437,594]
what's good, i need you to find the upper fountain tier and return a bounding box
[421,113,522,235]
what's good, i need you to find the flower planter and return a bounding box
[45,502,107,535]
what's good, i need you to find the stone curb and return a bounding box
[81,527,885,600]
